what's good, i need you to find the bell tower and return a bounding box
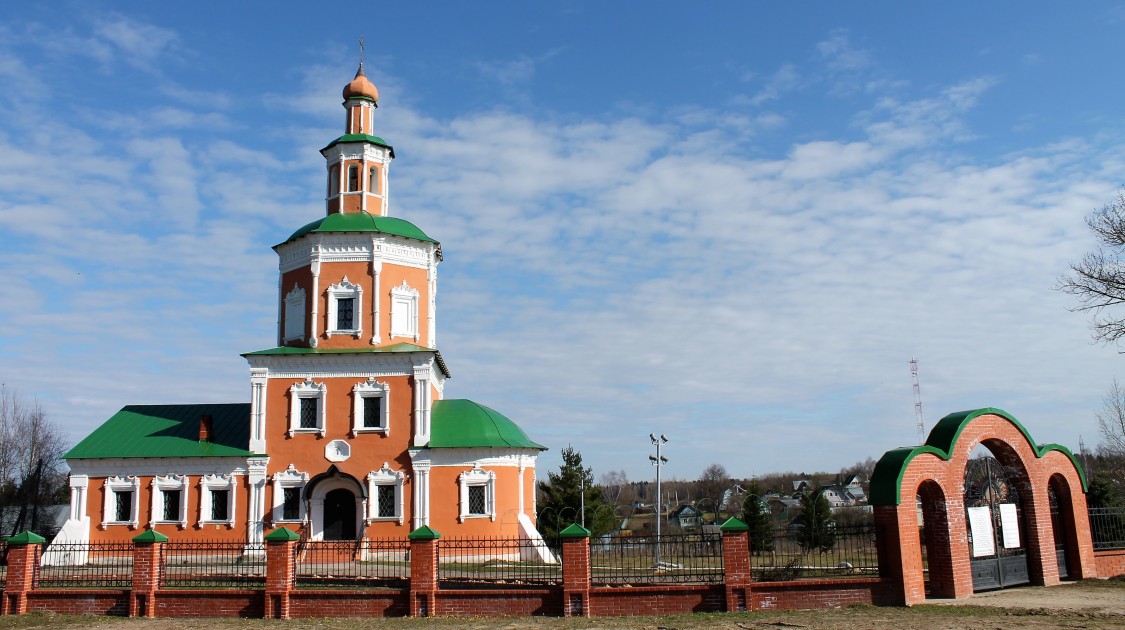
[321,63,393,217]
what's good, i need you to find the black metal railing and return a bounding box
[590,533,723,585]
[36,542,133,589]
[0,540,7,589]
[1089,507,1125,551]
[751,523,879,581]
[162,542,266,588]
[438,536,561,587]
[297,539,410,588]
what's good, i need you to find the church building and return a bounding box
[54,65,547,546]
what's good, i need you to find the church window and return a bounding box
[352,377,389,435]
[283,285,306,342]
[366,463,405,524]
[282,487,301,521]
[329,167,339,197]
[272,465,308,523]
[115,491,133,522]
[289,378,327,436]
[457,465,495,522]
[151,474,188,527]
[336,297,354,330]
[199,474,236,526]
[326,276,363,337]
[389,280,419,340]
[347,164,359,191]
[368,166,379,194]
[102,476,140,529]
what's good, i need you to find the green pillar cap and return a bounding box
[559,523,592,538]
[132,529,169,543]
[719,516,749,532]
[264,527,301,542]
[407,524,442,541]
[7,531,46,545]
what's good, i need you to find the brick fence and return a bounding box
[0,520,896,619]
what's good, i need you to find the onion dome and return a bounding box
[342,64,379,101]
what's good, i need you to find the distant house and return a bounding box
[843,474,867,503]
[818,485,853,508]
[669,504,703,530]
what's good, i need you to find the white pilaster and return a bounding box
[309,259,321,347]
[412,365,433,446]
[246,457,269,546]
[249,368,268,454]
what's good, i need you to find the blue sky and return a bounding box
[3,2,1125,484]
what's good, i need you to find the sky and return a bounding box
[2,2,1125,485]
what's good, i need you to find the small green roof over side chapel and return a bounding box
[278,212,437,248]
[428,399,546,450]
[65,403,253,460]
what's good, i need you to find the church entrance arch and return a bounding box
[305,466,365,541]
[870,407,1095,605]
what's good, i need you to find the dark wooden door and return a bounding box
[323,489,357,540]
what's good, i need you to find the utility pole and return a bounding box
[910,358,926,443]
[579,476,585,528]
[649,433,668,567]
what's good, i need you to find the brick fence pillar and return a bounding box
[2,531,45,615]
[408,525,441,617]
[560,523,591,618]
[264,527,299,620]
[719,517,751,612]
[130,529,168,618]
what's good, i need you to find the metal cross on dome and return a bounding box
[359,36,365,70]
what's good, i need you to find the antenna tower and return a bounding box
[910,358,925,442]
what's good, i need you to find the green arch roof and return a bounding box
[277,212,437,248]
[428,399,546,450]
[869,407,1086,506]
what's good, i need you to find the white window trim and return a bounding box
[458,465,496,522]
[198,473,237,527]
[283,284,306,342]
[102,475,140,529]
[289,377,327,437]
[326,276,363,338]
[389,280,419,341]
[150,474,188,528]
[367,463,405,525]
[272,464,309,524]
[352,377,389,436]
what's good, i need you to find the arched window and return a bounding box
[368,166,379,194]
[329,167,339,197]
[347,164,359,192]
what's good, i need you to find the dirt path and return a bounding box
[937,581,1125,615]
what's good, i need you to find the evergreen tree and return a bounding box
[537,446,616,538]
[794,489,836,553]
[740,480,774,552]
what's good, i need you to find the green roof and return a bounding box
[242,343,451,378]
[65,403,254,460]
[869,407,1087,506]
[321,133,393,154]
[277,212,437,248]
[428,399,546,450]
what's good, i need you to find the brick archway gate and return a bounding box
[869,407,1097,605]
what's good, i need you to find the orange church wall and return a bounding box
[426,465,529,538]
[83,473,250,543]
[378,265,431,346]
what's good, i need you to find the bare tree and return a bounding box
[0,385,68,536]
[599,470,629,506]
[1058,189,1125,344]
[698,463,729,503]
[1095,380,1125,487]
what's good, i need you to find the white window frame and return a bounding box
[102,475,140,529]
[366,463,405,525]
[457,465,496,522]
[289,378,327,437]
[198,474,237,527]
[326,276,363,338]
[352,377,389,436]
[272,464,309,524]
[283,284,306,342]
[389,280,419,341]
[150,474,188,528]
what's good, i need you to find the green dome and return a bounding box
[428,399,546,450]
[278,212,437,247]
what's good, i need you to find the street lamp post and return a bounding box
[649,433,668,567]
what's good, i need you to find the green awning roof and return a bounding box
[242,343,450,378]
[428,399,546,450]
[277,212,437,248]
[320,133,393,154]
[65,403,254,460]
